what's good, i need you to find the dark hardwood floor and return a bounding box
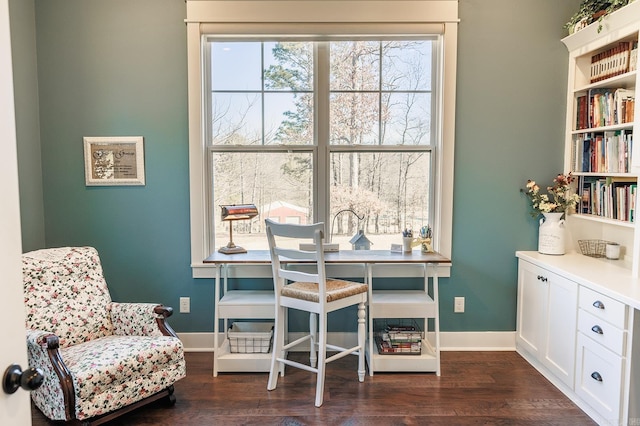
[31,351,596,425]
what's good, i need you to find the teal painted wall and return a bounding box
[10,0,45,252]
[20,0,581,334]
[444,0,580,331]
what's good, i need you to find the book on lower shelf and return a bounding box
[579,175,637,222]
[374,319,423,355]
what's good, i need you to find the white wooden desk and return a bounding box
[203,250,451,376]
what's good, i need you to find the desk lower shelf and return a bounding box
[365,336,438,373]
[215,339,272,373]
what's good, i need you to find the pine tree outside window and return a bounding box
[207,39,437,250]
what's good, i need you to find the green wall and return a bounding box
[14,0,581,334]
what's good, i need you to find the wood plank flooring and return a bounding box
[31,351,596,425]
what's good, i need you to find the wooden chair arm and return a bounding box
[154,305,178,338]
[36,334,76,421]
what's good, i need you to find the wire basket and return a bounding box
[578,239,610,258]
[227,322,274,353]
[374,319,423,355]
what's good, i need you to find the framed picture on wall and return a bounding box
[83,136,145,186]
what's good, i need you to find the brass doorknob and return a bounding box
[2,364,44,394]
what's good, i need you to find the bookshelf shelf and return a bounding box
[562,1,640,277]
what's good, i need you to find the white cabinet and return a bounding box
[516,251,640,426]
[575,286,628,422]
[561,1,640,277]
[516,259,578,389]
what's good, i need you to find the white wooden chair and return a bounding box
[265,219,368,407]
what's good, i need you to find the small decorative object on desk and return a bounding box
[523,173,580,255]
[419,225,433,253]
[402,228,413,252]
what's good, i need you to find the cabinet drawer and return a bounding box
[577,309,626,356]
[575,334,623,421]
[579,287,627,329]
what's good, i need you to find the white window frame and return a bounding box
[186,1,458,278]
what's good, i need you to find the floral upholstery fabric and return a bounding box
[23,246,114,347]
[22,247,186,422]
[110,302,165,337]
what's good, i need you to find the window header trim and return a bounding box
[186,1,459,26]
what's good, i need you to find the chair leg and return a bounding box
[357,301,366,382]
[309,313,317,368]
[315,313,327,407]
[268,304,286,391]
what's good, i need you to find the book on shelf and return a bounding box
[590,41,632,83]
[578,175,637,222]
[630,41,638,72]
[614,88,635,125]
[573,130,633,173]
[576,88,634,130]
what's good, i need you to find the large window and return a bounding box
[186,0,458,274]
[208,39,437,251]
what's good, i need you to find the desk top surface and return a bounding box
[204,249,451,265]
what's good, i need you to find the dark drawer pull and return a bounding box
[592,300,605,310]
[537,275,548,282]
[591,325,603,335]
[591,371,603,382]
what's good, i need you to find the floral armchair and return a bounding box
[22,246,186,424]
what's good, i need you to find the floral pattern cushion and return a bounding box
[23,247,114,347]
[22,247,187,422]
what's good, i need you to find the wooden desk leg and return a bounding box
[367,263,374,376]
[431,263,441,376]
[213,264,221,377]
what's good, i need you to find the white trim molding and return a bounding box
[178,331,516,353]
[185,1,459,275]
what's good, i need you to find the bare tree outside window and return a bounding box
[208,39,435,250]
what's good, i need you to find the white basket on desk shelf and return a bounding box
[227,322,274,353]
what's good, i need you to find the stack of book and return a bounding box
[590,40,634,83]
[375,323,422,355]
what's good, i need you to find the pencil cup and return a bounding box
[402,237,413,252]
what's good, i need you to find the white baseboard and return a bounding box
[177,331,516,352]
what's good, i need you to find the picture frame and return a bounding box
[83,136,145,186]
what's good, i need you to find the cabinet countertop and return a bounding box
[516,251,640,310]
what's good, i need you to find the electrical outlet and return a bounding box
[454,296,465,313]
[179,297,190,313]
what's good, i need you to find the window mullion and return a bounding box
[316,42,330,230]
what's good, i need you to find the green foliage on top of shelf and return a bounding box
[565,0,632,33]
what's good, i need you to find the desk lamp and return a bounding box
[218,204,258,254]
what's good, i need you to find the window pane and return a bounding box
[330,41,380,91]
[211,42,262,91]
[211,93,262,145]
[264,42,313,92]
[382,93,431,145]
[330,92,379,145]
[329,151,430,250]
[264,93,314,145]
[382,41,432,91]
[212,151,313,250]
